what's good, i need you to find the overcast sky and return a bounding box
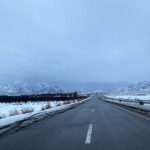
[0,0,150,84]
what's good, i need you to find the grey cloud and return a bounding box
[0,0,150,85]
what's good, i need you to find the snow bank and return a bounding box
[0,97,91,127]
[0,101,64,117]
[107,95,150,101]
[104,94,150,112]
[105,98,150,111]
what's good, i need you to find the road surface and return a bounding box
[0,95,150,150]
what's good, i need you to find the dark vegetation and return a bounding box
[0,92,90,103]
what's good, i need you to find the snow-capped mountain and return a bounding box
[127,81,150,91]
[115,81,150,93]
[0,81,64,96]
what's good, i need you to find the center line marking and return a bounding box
[85,124,93,144]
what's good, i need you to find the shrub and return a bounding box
[0,114,6,119]
[56,103,62,107]
[41,103,52,110]
[64,101,71,105]
[139,101,144,105]
[9,109,19,116]
[21,107,35,114]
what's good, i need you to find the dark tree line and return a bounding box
[0,92,89,103]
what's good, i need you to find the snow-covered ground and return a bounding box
[0,101,64,118]
[0,100,75,127]
[107,94,150,101]
[104,94,150,112]
[0,97,91,127]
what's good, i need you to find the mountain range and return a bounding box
[1,80,150,96]
[115,81,150,93]
[0,81,63,96]
[127,81,150,92]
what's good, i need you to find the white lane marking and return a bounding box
[85,124,93,144]
[92,109,94,113]
[112,104,150,121]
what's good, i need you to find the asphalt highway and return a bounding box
[0,95,150,150]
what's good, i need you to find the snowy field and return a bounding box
[0,101,65,118]
[107,94,150,101]
[0,100,82,127]
[104,93,150,112]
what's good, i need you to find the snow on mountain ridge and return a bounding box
[0,81,63,96]
[114,81,150,93]
[128,81,150,91]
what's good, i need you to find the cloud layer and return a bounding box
[0,0,150,84]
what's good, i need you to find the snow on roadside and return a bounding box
[0,104,70,127]
[0,101,64,117]
[105,98,150,112]
[105,94,150,112]
[107,94,150,101]
[0,97,90,127]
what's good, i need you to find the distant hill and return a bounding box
[60,81,128,92]
[128,81,150,92]
[0,81,63,96]
[0,80,130,95]
[115,81,150,93]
